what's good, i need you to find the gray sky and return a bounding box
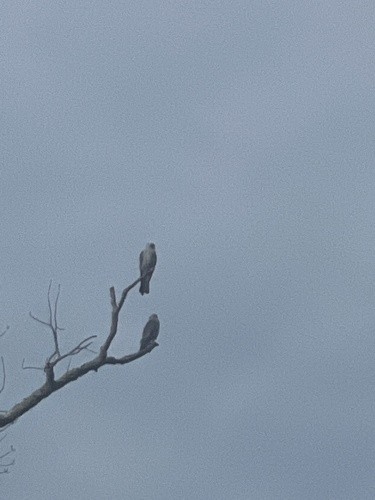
[1,1,375,498]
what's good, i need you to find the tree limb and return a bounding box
[0,342,158,427]
[0,326,10,339]
[0,270,159,428]
[100,268,154,358]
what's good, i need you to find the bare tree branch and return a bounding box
[118,268,154,311]
[22,359,44,371]
[54,284,61,334]
[29,281,64,364]
[0,268,160,428]
[47,280,53,328]
[48,281,60,359]
[0,358,6,395]
[28,313,51,328]
[0,343,158,427]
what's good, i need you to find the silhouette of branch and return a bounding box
[22,359,44,371]
[0,358,6,395]
[0,267,159,428]
[0,446,15,461]
[49,336,97,367]
[29,281,65,363]
[118,268,154,310]
[0,326,10,338]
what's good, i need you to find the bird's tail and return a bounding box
[139,278,150,295]
[139,340,148,351]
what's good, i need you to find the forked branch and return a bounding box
[0,268,158,428]
[29,281,65,363]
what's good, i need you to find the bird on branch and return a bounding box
[139,243,157,295]
[140,314,160,351]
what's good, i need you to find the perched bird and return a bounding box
[140,314,160,351]
[139,242,157,295]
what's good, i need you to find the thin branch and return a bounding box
[0,358,5,395]
[52,285,64,330]
[118,268,154,311]
[0,326,10,338]
[29,313,51,328]
[0,447,14,461]
[110,287,117,308]
[0,462,15,469]
[30,283,97,387]
[65,358,72,373]
[106,341,159,365]
[50,336,97,367]
[84,347,97,355]
[49,283,60,359]
[22,359,44,371]
[30,282,64,363]
[54,284,61,333]
[47,280,53,330]
[1,460,15,468]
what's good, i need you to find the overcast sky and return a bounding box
[1,1,375,499]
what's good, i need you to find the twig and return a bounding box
[50,336,97,367]
[54,284,60,334]
[29,281,64,363]
[22,359,44,371]
[118,268,154,311]
[0,446,14,461]
[0,326,10,338]
[28,313,50,328]
[0,358,5,395]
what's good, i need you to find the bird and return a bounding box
[139,243,157,295]
[140,314,160,351]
